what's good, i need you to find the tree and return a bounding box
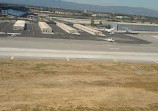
[91,18,95,26]
[105,24,111,29]
[81,13,90,17]
[99,21,102,25]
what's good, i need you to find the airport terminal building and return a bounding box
[103,21,158,32]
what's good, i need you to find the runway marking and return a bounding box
[110,48,119,50]
[66,57,70,62]
[152,60,158,64]
[154,61,158,64]
[113,59,118,62]
[10,56,14,60]
[1,23,10,32]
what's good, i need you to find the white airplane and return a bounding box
[103,38,115,42]
[72,33,81,36]
[123,27,133,33]
[7,33,21,37]
[78,30,84,32]
[126,29,132,33]
[0,32,6,35]
[104,27,115,34]
[97,33,106,37]
[95,27,115,34]
[94,28,105,31]
[101,34,106,37]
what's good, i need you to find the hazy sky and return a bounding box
[63,0,158,10]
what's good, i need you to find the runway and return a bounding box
[0,33,158,63]
[0,47,158,63]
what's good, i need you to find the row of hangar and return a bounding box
[13,20,104,36]
[39,21,104,36]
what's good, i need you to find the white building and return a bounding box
[73,24,102,36]
[103,21,158,32]
[51,17,101,25]
[56,22,79,35]
[38,22,53,34]
[13,20,25,30]
[116,16,132,20]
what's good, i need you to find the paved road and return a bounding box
[0,35,158,63]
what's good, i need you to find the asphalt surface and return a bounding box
[0,47,158,63]
[0,21,158,63]
[0,35,157,63]
[0,21,151,44]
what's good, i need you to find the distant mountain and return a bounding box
[1,0,158,17]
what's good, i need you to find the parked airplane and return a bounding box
[7,33,21,37]
[78,30,84,32]
[98,33,106,37]
[104,27,115,34]
[123,27,133,33]
[103,38,115,42]
[72,33,81,36]
[95,27,115,34]
[0,32,6,35]
[101,34,106,37]
[94,28,105,31]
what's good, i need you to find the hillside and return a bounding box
[1,0,158,17]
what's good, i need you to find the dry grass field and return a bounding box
[0,60,158,111]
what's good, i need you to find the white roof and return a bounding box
[38,22,52,29]
[74,24,101,33]
[57,22,76,31]
[118,22,158,26]
[104,21,158,26]
[13,20,25,27]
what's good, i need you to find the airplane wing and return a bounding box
[0,32,6,35]
[105,27,115,33]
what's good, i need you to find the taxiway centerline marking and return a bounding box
[113,59,118,62]
[66,57,70,62]
[10,56,14,60]
[110,48,119,50]
[154,61,158,64]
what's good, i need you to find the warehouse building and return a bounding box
[13,20,25,30]
[38,22,53,34]
[51,17,101,25]
[73,24,103,36]
[103,21,158,32]
[56,22,80,35]
[117,22,158,31]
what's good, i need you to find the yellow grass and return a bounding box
[0,60,158,111]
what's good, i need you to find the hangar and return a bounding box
[13,20,25,30]
[73,24,103,36]
[38,22,53,34]
[56,22,79,35]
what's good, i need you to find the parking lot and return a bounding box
[0,21,151,44]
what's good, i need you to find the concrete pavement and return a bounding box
[0,35,158,63]
[0,47,158,63]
